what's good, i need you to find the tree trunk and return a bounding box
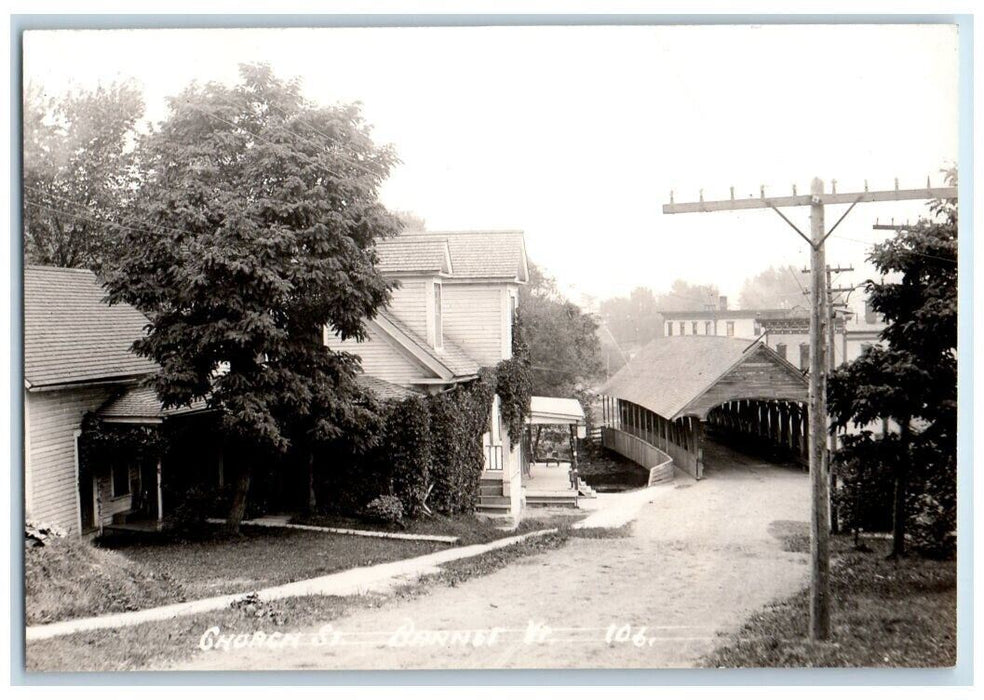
[224,463,252,534]
[891,418,911,558]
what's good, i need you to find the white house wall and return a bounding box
[387,278,429,339]
[25,385,117,533]
[665,317,757,339]
[325,326,435,386]
[442,283,510,366]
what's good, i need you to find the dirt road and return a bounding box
[176,441,810,670]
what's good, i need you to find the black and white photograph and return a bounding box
[14,13,968,682]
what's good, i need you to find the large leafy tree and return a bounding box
[103,64,401,529]
[828,170,957,557]
[23,81,145,269]
[518,263,602,457]
[520,263,603,398]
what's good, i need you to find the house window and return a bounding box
[111,462,130,498]
[433,282,443,349]
[705,321,712,335]
[666,322,673,336]
[692,321,698,335]
[679,322,685,336]
[776,343,787,360]
[726,321,735,337]
[799,343,810,370]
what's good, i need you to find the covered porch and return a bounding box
[522,396,595,507]
[91,385,211,534]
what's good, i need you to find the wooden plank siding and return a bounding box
[94,463,142,528]
[25,385,120,533]
[442,283,508,366]
[325,325,438,386]
[682,345,808,418]
[387,278,430,340]
[601,427,674,484]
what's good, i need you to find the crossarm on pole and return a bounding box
[820,196,863,247]
[769,205,815,249]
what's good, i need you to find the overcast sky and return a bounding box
[23,24,959,307]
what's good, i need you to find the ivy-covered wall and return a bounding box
[312,354,531,519]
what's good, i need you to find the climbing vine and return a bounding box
[77,413,166,474]
[494,311,534,444]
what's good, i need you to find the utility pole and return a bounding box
[803,263,855,538]
[806,179,832,640]
[802,264,855,372]
[662,176,956,642]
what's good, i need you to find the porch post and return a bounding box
[695,419,705,479]
[156,457,164,523]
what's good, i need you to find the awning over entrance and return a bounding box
[529,396,586,428]
[97,385,210,424]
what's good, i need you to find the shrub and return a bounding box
[377,395,432,517]
[363,495,404,525]
[833,430,956,558]
[429,374,495,515]
[908,446,956,559]
[162,482,268,538]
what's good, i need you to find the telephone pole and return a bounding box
[662,176,956,642]
[802,264,855,540]
[802,264,855,371]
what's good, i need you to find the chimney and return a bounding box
[719,295,728,311]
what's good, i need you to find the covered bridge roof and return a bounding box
[599,336,808,420]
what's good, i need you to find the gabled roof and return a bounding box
[373,310,480,380]
[24,266,158,389]
[375,236,453,275]
[377,230,528,282]
[599,336,808,420]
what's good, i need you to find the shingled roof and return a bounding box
[598,336,807,420]
[355,374,423,401]
[97,385,209,422]
[25,266,158,389]
[375,230,528,282]
[375,236,452,275]
[374,310,480,379]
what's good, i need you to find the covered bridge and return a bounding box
[598,336,809,479]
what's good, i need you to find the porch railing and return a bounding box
[484,444,503,471]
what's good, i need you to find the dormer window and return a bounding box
[433,281,443,350]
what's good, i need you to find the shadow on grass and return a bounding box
[701,534,956,668]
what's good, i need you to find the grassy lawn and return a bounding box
[577,446,650,492]
[26,529,573,672]
[25,537,185,626]
[294,510,584,545]
[100,524,447,601]
[702,531,957,668]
